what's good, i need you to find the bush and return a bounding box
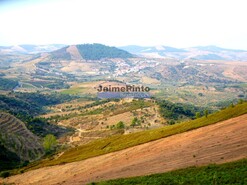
[195,112,201,119]
[167,120,175,125]
[130,117,140,127]
[116,121,125,129]
[0,171,10,178]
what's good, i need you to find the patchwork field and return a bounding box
[40,98,164,145]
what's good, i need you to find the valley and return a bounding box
[1,0,247,183]
[0,43,246,184]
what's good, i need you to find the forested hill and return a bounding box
[51,43,134,60]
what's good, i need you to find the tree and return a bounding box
[116,121,125,129]
[130,117,138,127]
[195,112,201,119]
[204,109,208,118]
[43,134,57,153]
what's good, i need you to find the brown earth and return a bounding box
[66,45,82,60]
[1,114,247,185]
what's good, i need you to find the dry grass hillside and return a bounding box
[2,113,246,185]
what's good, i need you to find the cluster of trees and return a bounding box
[109,117,145,130]
[25,117,72,137]
[166,99,246,125]
[130,117,141,127]
[76,44,134,60]
[0,92,76,116]
[0,92,76,137]
[109,121,125,130]
[157,100,204,120]
[13,92,76,108]
[0,78,18,91]
[0,94,40,116]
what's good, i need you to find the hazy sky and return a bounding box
[0,0,247,49]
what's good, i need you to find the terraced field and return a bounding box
[0,112,44,161]
[42,99,164,145]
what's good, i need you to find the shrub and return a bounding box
[196,112,201,119]
[204,109,208,118]
[116,121,125,129]
[0,171,10,178]
[167,120,175,125]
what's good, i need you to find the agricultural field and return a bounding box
[40,98,164,146]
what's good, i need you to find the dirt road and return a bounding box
[2,114,247,185]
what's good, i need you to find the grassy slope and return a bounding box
[95,158,247,185]
[20,102,247,172]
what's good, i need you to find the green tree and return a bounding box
[195,112,201,119]
[43,134,57,153]
[204,109,208,118]
[130,117,138,127]
[116,121,125,129]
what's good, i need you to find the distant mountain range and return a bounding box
[0,44,66,54]
[119,45,247,61]
[1,43,247,61]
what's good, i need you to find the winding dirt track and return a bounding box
[2,114,247,185]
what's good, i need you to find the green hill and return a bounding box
[76,44,134,60]
[51,44,134,60]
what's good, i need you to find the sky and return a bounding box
[0,0,247,49]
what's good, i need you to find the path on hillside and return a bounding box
[2,114,247,185]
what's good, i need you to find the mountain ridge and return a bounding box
[119,45,247,61]
[1,43,247,61]
[0,44,66,54]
